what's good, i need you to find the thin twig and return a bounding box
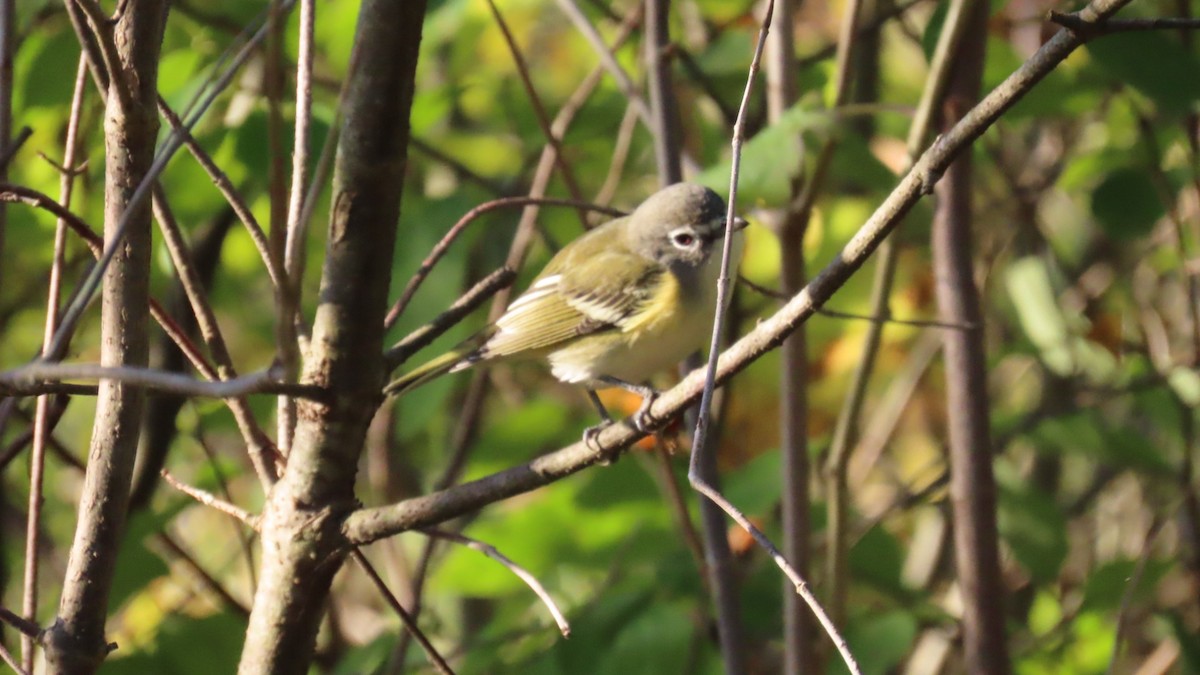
[595,103,641,205]
[44,4,281,363]
[150,185,280,488]
[0,125,29,172]
[1048,10,1200,34]
[161,470,261,529]
[155,531,251,617]
[0,363,325,401]
[193,429,259,592]
[342,0,1138,605]
[274,0,316,457]
[1105,516,1164,674]
[0,641,28,675]
[383,197,624,330]
[484,0,588,223]
[686,1,862,672]
[0,607,41,639]
[386,267,516,368]
[157,99,281,289]
[422,529,570,637]
[21,54,89,673]
[349,549,455,675]
[552,0,653,124]
[824,0,977,630]
[283,0,315,288]
[741,275,970,329]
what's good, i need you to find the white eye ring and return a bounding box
[671,230,697,248]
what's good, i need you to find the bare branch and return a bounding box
[384,197,624,330]
[150,185,281,487]
[349,550,455,675]
[0,606,41,643]
[484,0,588,221]
[386,266,516,369]
[0,363,326,401]
[21,54,89,673]
[157,99,281,289]
[552,0,653,124]
[686,1,861,671]
[422,529,571,637]
[1048,10,1200,34]
[342,0,1136,606]
[0,641,28,675]
[162,471,261,529]
[155,532,252,617]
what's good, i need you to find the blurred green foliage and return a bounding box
[1,0,1198,672]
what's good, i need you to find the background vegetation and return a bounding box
[0,0,1198,672]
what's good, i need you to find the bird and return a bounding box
[384,182,746,436]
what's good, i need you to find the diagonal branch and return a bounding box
[342,0,1135,558]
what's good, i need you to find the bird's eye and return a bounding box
[671,231,696,248]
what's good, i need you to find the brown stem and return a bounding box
[931,1,1010,670]
[0,0,12,289]
[21,54,88,673]
[236,1,428,672]
[645,0,682,185]
[42,2,168,672]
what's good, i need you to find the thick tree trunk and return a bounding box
[237,2,427,672]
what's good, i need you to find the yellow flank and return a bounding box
[623,269,682,338]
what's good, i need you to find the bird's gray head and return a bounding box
[628,183,743,268]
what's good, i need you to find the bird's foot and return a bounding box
[631,391,659,433]
[582,418,612,449]
[582,419,619,465]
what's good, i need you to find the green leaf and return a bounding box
[1166,612,1200,672]
[16,27,78,110]
[1091,167,1165,240]
[1028,414,1174,476]
[1167,366,1200,406]
[1081,558,1168,613]
[722,450,783,515]
[849,523,907,596]
[1006,257,1075,375]
[695,104,834,207]
[1087,33,1200,116]
[592,601,694,675]
[835,611,918,675]
[575,452,659,508]
[108,501,189,612]
[996,465,1068,583]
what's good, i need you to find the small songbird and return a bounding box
[385,182,746,434]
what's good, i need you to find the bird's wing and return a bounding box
[473,253,661,360]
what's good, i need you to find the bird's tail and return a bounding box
[384,348,473,397]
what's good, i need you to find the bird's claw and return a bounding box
[582,418,613,449]
[631,392,658,433]
[583,419,619,465]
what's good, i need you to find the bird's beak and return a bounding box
[706,216,749,242]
